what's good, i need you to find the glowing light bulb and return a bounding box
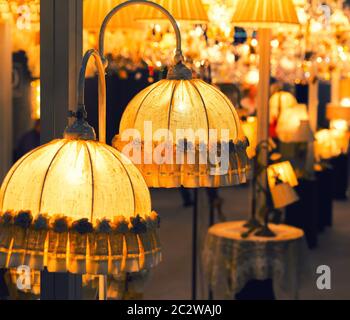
[271,39,279,49]
[175,99,187,112]
[330,120,348,132]
[340,98,350,107]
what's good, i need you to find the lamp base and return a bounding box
[243,218,262,229]
[255,225,276,238]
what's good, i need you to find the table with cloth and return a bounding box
[203,221,306,300]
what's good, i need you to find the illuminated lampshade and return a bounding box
[242,116,257,159]
[276,104,313,143]
[314,129,349,160]
[113,66,250,188]
[0,135,160,275]
[136,0,209,23]
[267,161,298,188]
[269,91,297,124]
[231,0,299,27]
[84,0,140,31]
[326,100,350,121]
[270,183,299,209]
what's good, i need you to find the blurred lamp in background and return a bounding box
[269,91,298,124]
[277,103,314,143]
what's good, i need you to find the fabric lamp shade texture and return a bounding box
[0,139,151,221]
[0,139,161,274]
[270,183,299,209]
[135,0,209,23]
[231,0,299,28]
[113,78,250,188]
[84,0,140,31]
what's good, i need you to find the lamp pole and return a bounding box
[256,28,271,220]
[40,0,83,300]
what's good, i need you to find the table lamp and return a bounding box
[0,48,161,300]
[232,0,299,231]
[262,160,299,236]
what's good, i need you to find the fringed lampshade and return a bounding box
[113,65,250,188]
[135,0,209,23]
[269,91,297,124]
[231,0,299,28]
[0,44,165,296]
[0,128,161,275]
[84,0,140,31]
[267,161,298,188]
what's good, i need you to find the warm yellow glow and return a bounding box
[276,104,311,142]
[119,79,244,142]
[330,9,349,29]
[340,98,350,108]
[269,91,297,123]
[0,139,151,223]
[244,68,259,85]
[339,78,350,101]
[330,120,348,132]
[30,79,40,120]
[268,161,298,188]
[310,20,323,33]
[242,116,257,159]
[270,182,299,209]
[84,0,141,31]
[326,103,350,121]
[135,0,209,24]
[314,129,349,160]
[232,0,299,28]
[115,78,250,188]
[0,1,11,21]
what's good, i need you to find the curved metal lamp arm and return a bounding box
[98,0,184,65]
[77,49,107,143]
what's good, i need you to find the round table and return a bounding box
[203,221,305,300]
